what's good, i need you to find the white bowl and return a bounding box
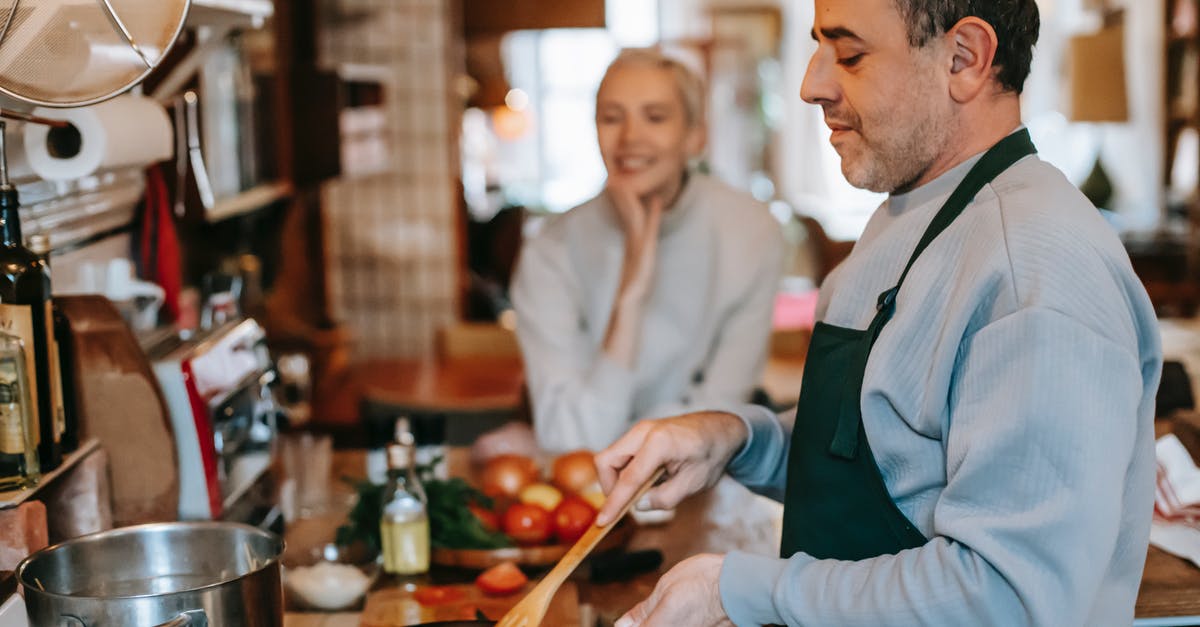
[284,560,374,611]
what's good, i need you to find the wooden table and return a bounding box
[285,448,1200,626]
[1137,413,1200,625]
[313,357,526,436]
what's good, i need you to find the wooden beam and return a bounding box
[463,0,605,36]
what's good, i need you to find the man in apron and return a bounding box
[595,1,1163,626]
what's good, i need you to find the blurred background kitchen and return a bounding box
[0,0,1199,623]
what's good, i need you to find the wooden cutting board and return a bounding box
[359,581,580,626]
[56,295,179,527]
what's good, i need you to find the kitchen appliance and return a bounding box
[147,318,280,520]
[16,521,283,627]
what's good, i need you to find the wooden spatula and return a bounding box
[495,468,666,627]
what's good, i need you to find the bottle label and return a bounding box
[0,304,39,447]
[45,301,64,440]
[0,366,23,456]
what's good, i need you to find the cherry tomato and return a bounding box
[414,585,466,606]
[468,503,500,532]
[475,561,528,596]
[552,496,597,544]
[502,503,552,545]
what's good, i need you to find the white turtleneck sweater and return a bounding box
[512,174,785,452]
[719,147,1162,626]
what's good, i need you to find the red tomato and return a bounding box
[475,561,528,596]
[413,585,466,607]
[468,503,500,532]
[502,503,553,545]
[552,496,597,544]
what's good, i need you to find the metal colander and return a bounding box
[0,0,190,108]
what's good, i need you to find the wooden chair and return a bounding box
[798,215,856,287]
[435,322,521,362]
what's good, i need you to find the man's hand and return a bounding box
[594,412,749,526]
[614,554,734,627]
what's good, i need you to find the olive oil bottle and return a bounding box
[0,123,63,471]
[28,234,76,454]
[379,419,429,575]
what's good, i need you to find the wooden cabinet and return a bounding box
[1165,0,1200,190]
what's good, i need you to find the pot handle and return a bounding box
[153,610,208,627]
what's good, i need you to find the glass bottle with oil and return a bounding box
[379,420,429,575]
[0,332,38,489]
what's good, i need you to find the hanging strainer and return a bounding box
[0,0,190,108]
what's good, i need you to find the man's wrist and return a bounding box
[710,411,751,465]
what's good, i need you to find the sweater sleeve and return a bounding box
[725,405,793,502]
[511,233,639,452]
[718,307,1149,626]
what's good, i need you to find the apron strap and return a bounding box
[827,129,1037,460]
[897,129,1037,288]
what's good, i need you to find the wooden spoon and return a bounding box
[495,468,666,627]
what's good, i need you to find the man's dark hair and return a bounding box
[892,1,1040,94]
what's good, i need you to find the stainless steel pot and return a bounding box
[16,522,284,627]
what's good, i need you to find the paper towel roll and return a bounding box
[23,95,174,181]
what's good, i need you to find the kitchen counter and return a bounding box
[284,446,1200,626]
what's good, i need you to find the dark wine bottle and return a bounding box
[0,123,62,471]
[28,235,75,454]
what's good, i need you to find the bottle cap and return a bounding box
[394,416,415,447]
[386,442,413,469]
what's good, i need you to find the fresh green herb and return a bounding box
[336,472,512,552]
[336,478,386,553]
[426,478,512,550]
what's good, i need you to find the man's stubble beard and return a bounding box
[840,77,955,194]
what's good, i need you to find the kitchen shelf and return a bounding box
[0,439,101,510]
[188,0,275,29]
[206,182,293,223]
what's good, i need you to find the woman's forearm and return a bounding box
[602,275,648,368]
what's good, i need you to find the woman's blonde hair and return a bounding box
[598,48,706,128]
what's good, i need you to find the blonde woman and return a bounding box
[511,49,785,452]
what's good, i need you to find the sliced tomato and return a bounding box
[475,561,528,596]
[414,585,466,607]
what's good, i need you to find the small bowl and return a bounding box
[630,507,676,526]
[283,543,379,611]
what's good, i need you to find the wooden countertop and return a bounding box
[285,444,1200,625]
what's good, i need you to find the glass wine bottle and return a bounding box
[0,122,62,470]
[28,234,75,454]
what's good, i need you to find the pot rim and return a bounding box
[15,521,284,601]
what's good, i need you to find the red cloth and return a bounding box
[139,165,183,322]
[772,289,819,330]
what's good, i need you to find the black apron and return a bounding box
[780,130,1037,560]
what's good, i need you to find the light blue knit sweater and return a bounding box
[719,149,1163,626]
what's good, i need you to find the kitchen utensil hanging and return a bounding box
[0,0,191,109]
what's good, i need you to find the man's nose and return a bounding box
[800,51,837,106]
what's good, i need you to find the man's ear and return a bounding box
[946,17,1000,103]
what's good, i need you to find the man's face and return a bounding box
[596,65,702,203]
[802,0,956,193]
